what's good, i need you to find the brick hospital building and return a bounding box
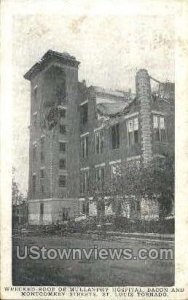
[24,50,174,225]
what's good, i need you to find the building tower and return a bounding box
[24,50,81,225]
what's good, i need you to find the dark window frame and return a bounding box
[153,115,166,142]
[33,86,38,101]
[40,169,45,178]
[81,103,88,125]
[95,130,104,154]
[59,108,66,118]
[59,175,67,187]
[40,183,44,194]
[111,124,120,149]
[40,151,45,163]
[33,144,37,160]
[127,117,139,146]
[59,158,66,169]
[81,135,89,158]
[60,124,66,134]
[59,141,66,152]
[95,167,105,190]
[40,203,44,216]
[80,170,89,193]
[33,113,37,127]
[32,174,36,195]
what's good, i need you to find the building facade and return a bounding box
[24,50,174,225]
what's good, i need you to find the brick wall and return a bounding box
[28,60,80,201]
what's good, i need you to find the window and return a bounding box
[40,137,45,162]
[32,174,36,195]
[95,167,105,189]
[153,115,166,142]
[40,169,45,178]
[61,208,70,221]
[111,124,120,149]
[40,151,44,163]
[127,117,139,146]
[80,170,89,193]
[59,158,66,169]
[81,103,88,124]
[33,144,37,160]
[33,86,38,101]
[56,85,66,105]
[59,108,66,118]
[40,203,44,217]
[60,125,66,134]
[82,202,89,214]
[40,183,44,194]
[33,113,37,127]
[59,175,66,187]
[41,136,45,147]
[59,142,66,152]
[81,135,89,158]
[95,130,104,154]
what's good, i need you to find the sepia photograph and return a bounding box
[1,0,188,299]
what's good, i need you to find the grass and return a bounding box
[12,233,174,286]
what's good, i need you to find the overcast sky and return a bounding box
[12,13,175,195]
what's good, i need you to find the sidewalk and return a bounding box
[87,230,174,243]
[108,231,174,240]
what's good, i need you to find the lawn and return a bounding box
[12,233,174,286]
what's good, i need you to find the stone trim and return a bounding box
[95,162,105,168]
[80,132,89,138]
[109,159,122,165]
[80,99,88,106]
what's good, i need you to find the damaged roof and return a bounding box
[93,85,136,117]
[96,98,136,117]
[24,50,80,80]
[93,86,126,98]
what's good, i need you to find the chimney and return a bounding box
[136,69,152,164]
